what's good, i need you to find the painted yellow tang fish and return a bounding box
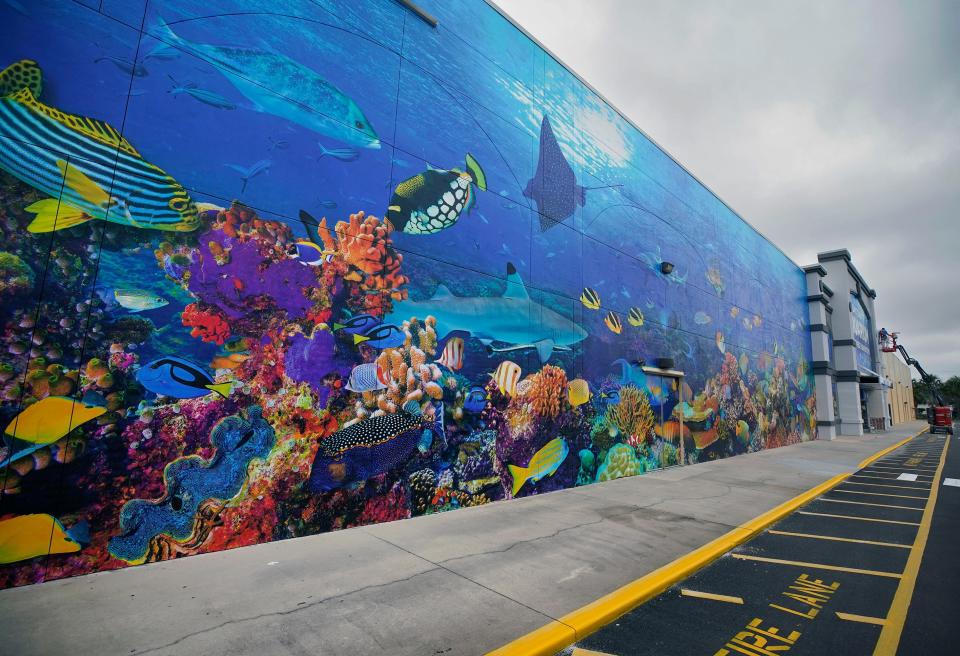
[4,396,105,445]
[0,514,84,564]
[508,437,569,496]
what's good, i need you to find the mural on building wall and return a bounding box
[0,0,815,587]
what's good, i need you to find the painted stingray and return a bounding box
[108,406,274,564]
[524,114,586,231]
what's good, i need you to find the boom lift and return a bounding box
[880,330,953,435]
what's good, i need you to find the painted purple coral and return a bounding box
[187,229,317,321]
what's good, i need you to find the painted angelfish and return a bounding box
[0,60,200,232]
[386,154,487,235]
[508,437,569,496]
[152,21,379,149]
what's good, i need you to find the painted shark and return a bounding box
[385,263,587,363]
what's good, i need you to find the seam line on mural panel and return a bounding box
[484,428,927,656]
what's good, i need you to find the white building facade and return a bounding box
[804,249,890,438]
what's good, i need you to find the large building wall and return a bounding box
[882,352,915,425]
[0,0,815,587]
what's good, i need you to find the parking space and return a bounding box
[566,432,950,656]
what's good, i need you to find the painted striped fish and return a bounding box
[604,311,622,334]
[0,60,200,233]
[436,336,464,370]
[580,287,600,310]
[490,360,521,397]
[508,437,569,496]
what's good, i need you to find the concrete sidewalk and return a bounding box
[0,421,926,656]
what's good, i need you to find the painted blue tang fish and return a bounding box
[333,313,380,335]
[354,323,405,348]
[152,20,380,149]
[462,385,488,413]
[137,356,233,399]
[309,401,441,492]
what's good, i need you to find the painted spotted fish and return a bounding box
[308,402,441,491]
[386,154,487,235]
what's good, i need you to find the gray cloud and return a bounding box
[495,0,960,378]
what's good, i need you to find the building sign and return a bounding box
[850,293,874,373]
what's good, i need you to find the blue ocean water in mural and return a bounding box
[0,0,814,587]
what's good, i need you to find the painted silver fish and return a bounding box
[168,76,237,110]
[225,159,272,193]
[153,19,379,149]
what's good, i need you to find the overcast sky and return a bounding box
[495,0,960,379]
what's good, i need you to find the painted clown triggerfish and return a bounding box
[386,154,487,235]
[309,402,442,491]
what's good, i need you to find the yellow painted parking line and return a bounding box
[819,498,923,511]
[796,511,920,526]
[767,530,911,549]
[873,438,950,655]
[844,481,932,491]
[831,489,927,500]
[730,554,902,578]
[837,612,887,625]
[680,589,744,604]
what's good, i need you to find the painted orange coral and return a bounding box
[605,385,654,446]
[527,364,567,419]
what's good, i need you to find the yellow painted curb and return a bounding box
[486,427,929,656]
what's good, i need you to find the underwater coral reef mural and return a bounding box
[0,0,816,588]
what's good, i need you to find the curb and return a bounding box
[486,427,929,656]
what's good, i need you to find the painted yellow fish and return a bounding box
[753,315,763,328]
[0,514,82,564]
[568,378,590,407]
[580,287,600,310]
[490,360,522,397]
[730,306,739,318]
[604,311,622,334]
[627,307,644,327]
[739,352,749,375]
[4,396,105,445]
[508,437,569,496]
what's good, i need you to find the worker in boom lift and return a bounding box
[879,327,890,346]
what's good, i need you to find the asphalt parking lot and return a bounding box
[567,429,955,656]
